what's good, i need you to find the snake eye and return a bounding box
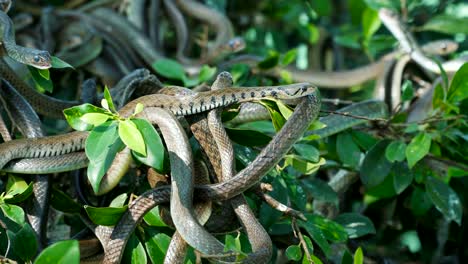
[33,55,40,63]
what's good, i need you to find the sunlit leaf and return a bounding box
[103,86,116,112]
[362,8,381,41]
[131,119,165,171]
[80,113,110,127]
[354,247,364,264]
[119,119,146,156]
[385,140,407,162]
[64,103,109,131]
[406,133,431,168]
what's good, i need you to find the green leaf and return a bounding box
[276,100,293,120]
[152,58,185,80]
[286,245,303,261]
[405,133,431,168]
[50,188,82,214]
[80,113,110,127]
[131,119,165,171]
[360,139,393,187]
[362,8,381,41]
[420,15,468,34]
[281,49,297,66]
[335,213,376,239]
[86,122,125,193]
[401,80,414,101]
[309,0,332,16]
[122,233,147,264]
[385,141,407,162]
[351,130,378,151]
[182,75,200,87]
[284,155,326,175]
[5,175,30,196]
[390,162,413,194]
[307,120,327,131]
[51,56,74,69]
[363,0,396,10]
[143,206,167,227]
[144,228,171,264]
[337,132,362,168]
[109,193,128,207]
[257,53,279,69]
[34,240,79,264]
[38,68,50,80]
[134,103,144,116]
[302,179,338,205]
[425,177,462,225]
[84,205,127,226]
[341,250,354,264]
[299,216,330,258]
[410,187,433,216]
[294,143,320,163]
[85,122,119,161]
[348,0,366,25]
[301,213,348,243]
[103,86,116,112]
[354,247,364,264]
[198,65,217,83]
[4,182,33,204]
[447,63,468,104]
[64,103,109,131]
[119,119,146,156]
[224,234,242,253]
[0,204,25,225]
[28,66,54,93]
[400,231,422,253]
[8,223,38,262]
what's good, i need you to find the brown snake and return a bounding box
[102,84,320,263]
[207,72,272,263]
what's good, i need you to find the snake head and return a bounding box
[0,0,11,13]
[275,83,318,99]
[423,39,459,56]
[226,37,246,53]
[28,50,52,69]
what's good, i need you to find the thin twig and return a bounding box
[292,219,314,264]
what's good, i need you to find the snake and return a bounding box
[222,38,458,89]
[379,8,467,74]
[125,0,146,31]
[56,21,103,68]
[101,85,320,263]
[207,72,272,263]
[0,7,52,69]
[0,80,320,262]
[0,82,317,198]
[0,69,161,174]
[175,0,241,63]
[0,78,50,251]
[160,73,273,262]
